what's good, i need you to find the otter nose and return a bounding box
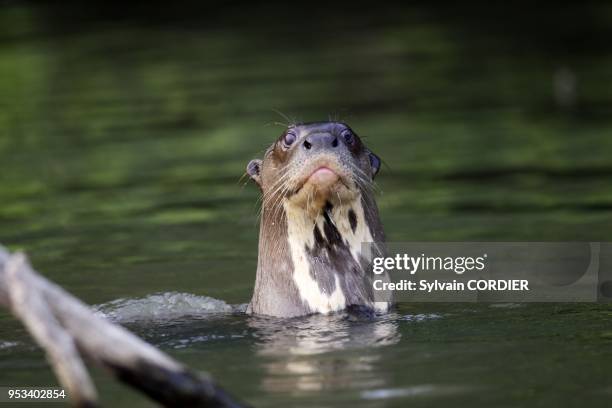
[302,133,339,150]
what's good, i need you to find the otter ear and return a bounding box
[367,150,381,178]
[246,159,262,187]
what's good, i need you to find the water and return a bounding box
[1,2,612,407]
[93,292,237,322]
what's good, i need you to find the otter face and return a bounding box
[247,122,381,217]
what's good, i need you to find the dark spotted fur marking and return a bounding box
[322,204,343,247]
[313,225,325,247]
[307,204,354,297]
[312,202,344,251]
[348,209,357,233]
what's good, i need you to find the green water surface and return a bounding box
[1,3,612,407]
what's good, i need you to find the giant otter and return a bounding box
[245,121,390,317]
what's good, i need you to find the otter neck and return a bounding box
[282,197,373,264]
[278,195,374,314]
[251,187,387,317]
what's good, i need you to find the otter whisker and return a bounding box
[263,191,288,222]
[346,168,371,192]
[269,185,285,218]
[346,160,374,183]
[238,171,253,188]
[258,176,289,219]
[259,172,293,205]
[272,187,290,222]
[261,181,292,215]
[267,178,292,222]
[264,187,286,220]
[261,169,291,195]
[346,161,380,194]
[264,121,292,128]
[271,109,296,127]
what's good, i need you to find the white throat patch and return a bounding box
[283,196,374,314]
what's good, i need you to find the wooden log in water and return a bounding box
[5,253,98,407]
[0,245,247,408]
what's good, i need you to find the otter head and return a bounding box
[246,121,388,317]
[247,122,380,218]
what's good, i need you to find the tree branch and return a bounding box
[0,245,247,408]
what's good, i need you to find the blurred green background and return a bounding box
[1,2,612,407]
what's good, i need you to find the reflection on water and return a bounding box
[97,292,414,400]
[249,313,401,356]
[0,341,20,350]
[120,303,410,400]
[249,313,401,394]
[361,384,476,400]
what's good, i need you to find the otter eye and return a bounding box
[342,129,354,145]
[283,131,297,148]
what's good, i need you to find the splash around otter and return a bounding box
[245,121,391,318]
